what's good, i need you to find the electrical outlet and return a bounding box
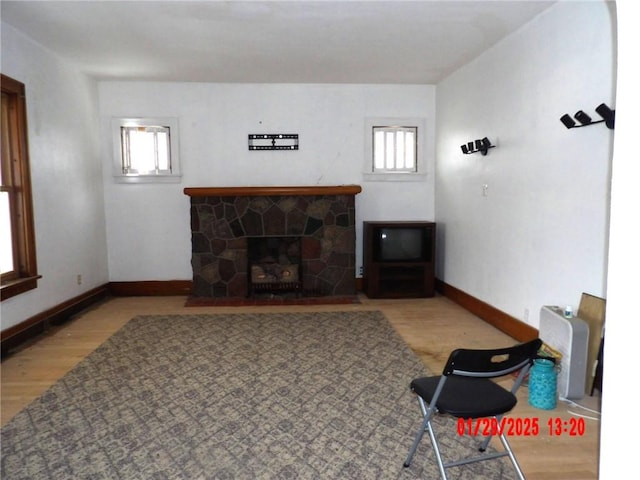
[524,308,529,321]
[482,184,489,196]
[76,274,82,285]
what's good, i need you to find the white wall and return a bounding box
[0,23,109,330]
[435,1,616,328]
[98,82,436,281]
[600,0,640,474]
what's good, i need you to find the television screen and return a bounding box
[377,227,429,262]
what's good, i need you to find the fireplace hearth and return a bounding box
[184,186,361,299]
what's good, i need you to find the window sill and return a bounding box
[363,172,428,182]
[114,174,182,184]
[1,275,41,301]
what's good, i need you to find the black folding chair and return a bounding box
[403,338,542,479]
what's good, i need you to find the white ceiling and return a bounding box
[1,0,555,84]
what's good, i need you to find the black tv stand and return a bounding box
[363,221,436,299]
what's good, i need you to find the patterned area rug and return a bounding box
[1,311,514,479]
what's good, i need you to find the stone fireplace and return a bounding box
[184,185,362,299]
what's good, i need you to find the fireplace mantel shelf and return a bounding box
[184,185,362,197]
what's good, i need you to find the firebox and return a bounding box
[248,236,302,297]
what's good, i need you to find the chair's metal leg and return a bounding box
[478,414,502,452]
[403,413,429,468]
[404,377,450,476]
[425,417,448,480]
[498,432,526,480]
[479,430,493,452]
[404,397,438,468]
[404,416,449,479]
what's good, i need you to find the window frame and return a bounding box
[364,117,427,182]
[1,74,40,301]
[111,117,181,183]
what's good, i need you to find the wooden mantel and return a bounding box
[184,185,362,197]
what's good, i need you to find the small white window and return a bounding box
[373,126,417,173]
[364,117,426,181]
[112,117,181,183]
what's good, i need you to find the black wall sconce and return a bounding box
[560,103,615,130]
[460,137,494,156]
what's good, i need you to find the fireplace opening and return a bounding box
[248,236,302,297]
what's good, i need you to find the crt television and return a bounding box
[367,222,434,263]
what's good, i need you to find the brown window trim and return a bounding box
[1,276,41,301]
[1,74,39,301]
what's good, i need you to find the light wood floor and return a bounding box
[1,294,600,479]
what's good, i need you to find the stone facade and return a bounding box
[189,192,357,298]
